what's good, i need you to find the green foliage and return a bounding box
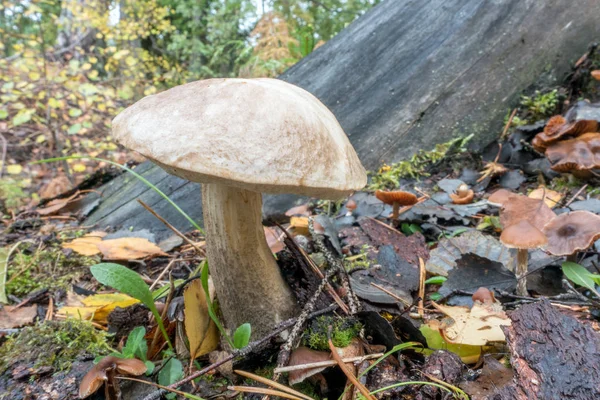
[90,263,173,350]
[304,316,362,351]
[520,89,559,121]
[0,178,29,214]
[368,135,472,190]
[562,261,600,298]
[100,326,155,374]
[233,323,251,349]
[343,244,372,270]
[158,357,185,396]
[0,320,112,373]
[401,223,423,236]
[476,215,502,231]
[424,276,447,285]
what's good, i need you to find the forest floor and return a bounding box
[2,48,600,400]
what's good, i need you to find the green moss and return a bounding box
[0,177,29,214]
[343,245,372,271]
[6,245,100,297]
[549,175,582,192]
[292,381,322,399]
[304,316,362,351]
[0,319,112,373]
[367,135,472,190]
[520,89,559,121]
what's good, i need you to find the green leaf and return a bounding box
[158,358,184,387]
[68,108,82,117]
[429,292,442,301]
[233,323,251,349]
[0,110,8,120]
[424,276,447,285]
[91,263,154,308]
[123,326,148,360]
[0,248,8,304]
[12,109,34,126]
[201,262,233,348]
[562,262,600,297]
[589,274,600,285]
[67,123,82,134]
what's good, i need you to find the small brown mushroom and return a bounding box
[449,184,474,204]
[532,115,598,153]
[545,132,600,178]
[499,193,556,231]
[542,210,600,262]
[375,190,418,219]
[500,220,548,296]
[288,346,331,385]
[79,356,147,399]
[472,287,496,304]
[592,70,600,81]
[487,188,513,206]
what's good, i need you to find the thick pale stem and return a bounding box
[202,184,298,338]
[516,248,529,296]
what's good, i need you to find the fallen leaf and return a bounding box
[183,280,219,359]
[57,292,139,324]
[62,231,107,256]
[528,186,562,208]
[0,305,37,329]
[6,164,23,175]
[289,216,309,235]
[39,175,71,199]
[37,192,81,215]
[430,301,511,346]
[264,226,284,254]
[285,204,311,217]
[96,238,167,260]
[420,323,482,364]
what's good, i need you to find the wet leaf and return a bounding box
[528,187,562,208]
[96,238,167,260]
[233,323,251,349]
[62,231,106,256]
[562,261,600,296]
[0,305,37,329]
[184,280,219,359]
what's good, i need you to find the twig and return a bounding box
[564,184,588,208]
[273,353,384,373]
[499,108,518,141]
[229,386,304,400]
[418,257,426,318]
[369,283,411,307]
[138,200,205,256]
[0,133,7,179]
[140,305,339,400]
[235,370,313,400]
[327,327,375,400]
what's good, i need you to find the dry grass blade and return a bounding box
[273,353,384,373]
[370,282,411,307]
[418,257,426,318]
[229,386,304,400]
[234,370,314,400]
[327,336,376,400]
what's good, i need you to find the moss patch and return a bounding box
[304,316,362,351]
[0,319,112,373]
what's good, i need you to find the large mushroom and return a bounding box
[112,78,367,337]
[499,193,556,231]
[545,132,600,178]
[542,210,600,262]
[79,356,147,399]
[531,115,598,153]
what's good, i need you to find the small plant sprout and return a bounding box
[111,78,367,337]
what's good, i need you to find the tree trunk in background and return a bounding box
[85,0,600,239]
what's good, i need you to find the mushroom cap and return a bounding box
[542,210,600,256]
[288,346,331,385]
[472,287,496,304]
[545,132,600,173]
[374,190,418,206]
[532,116,598,153]
[500,220,548,249]
[79,356,147,399]
[500,194,556,230]
[112,78,367,199]
[487,189,513,206]
[449,189,474,204]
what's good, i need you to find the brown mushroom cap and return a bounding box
[500,220,548,249]
[500,194,556,230]
[542,211,600,256]
[532,115,598,153]
[487,189,513,206]
[472,287,496,304]
[545,132,600,173]
[449,190,474,204]
[374,190,418,206]
[288,347,331,385]
[592,70,600,81]
[79,356,147,399]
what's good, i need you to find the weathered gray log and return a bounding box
[86,0,600,238]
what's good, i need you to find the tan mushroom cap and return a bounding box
[449,190,474,204]
[542,211,600,256]
[487,189,512,206]
[532,115,598,153]
[500,194,556,230]
[545,132,600,173]
[374,190,418,206]
[288,346,331,385]
[112,78,366,199]
[79,356,147,399]
[500,220,548,249]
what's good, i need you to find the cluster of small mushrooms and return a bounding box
[532,115,600,178]
[488,188,600,296]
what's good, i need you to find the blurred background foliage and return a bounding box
[0,0,378,213]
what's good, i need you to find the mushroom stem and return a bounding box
[202,183,298,338]
[515,248,529,296]
[104,366,121,400]
[566,253,578,263]
[392,202,399,220]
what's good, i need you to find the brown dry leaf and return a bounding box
[430,301,510,346]
[96,238,167,260]
[62,231,107,256]
[183,280,219,359]
[264,226,284,254]
[37,192,81,215]
[0,305,37,329]
[528,187,562,208]
[285,204,311,217]
[289,216,309,235]
[39,175,71,199]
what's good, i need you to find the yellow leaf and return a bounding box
[96,237,167,260]
[184,280,218,359]
[528,186,562,208]
[62,232,105,256]
[73,163,86,172]
[28,72,41,81]
[82,293,138,307]
[57,306,98,320]
[6,164,23,175]
[289,216,309,235]
[125,56,137,66]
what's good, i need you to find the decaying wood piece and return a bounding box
[492,300,600,400]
